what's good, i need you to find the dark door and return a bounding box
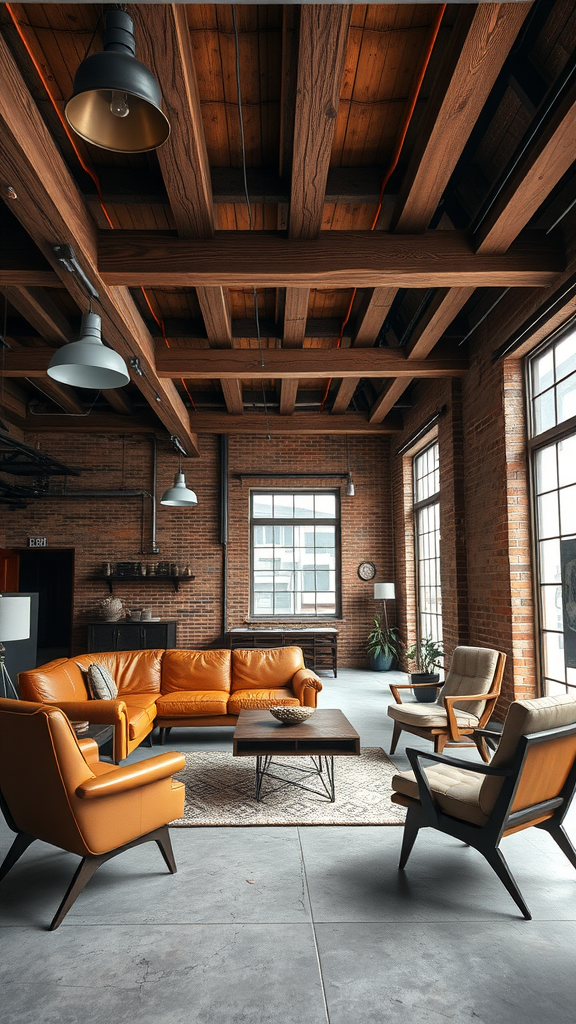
[17,549,74,664]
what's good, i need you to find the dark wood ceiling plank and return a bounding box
[101,388,135,416]
[331,379,359,415]
[474,76,576,254]
[0,30,198,456]
[369,379,412,424]
[280,286,310,414]
[331,286,397,414]
[289,4,352,240]
[97,230,562,288]
[2,286,73,344]
[26,376,85,416]
[392,3,532,233]
[279,379,300,415]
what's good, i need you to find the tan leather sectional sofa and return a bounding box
[18,646,323,762]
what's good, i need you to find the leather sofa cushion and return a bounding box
[161,650,232,694]
[19,659,88,703]
[392,764,488,826]
[75,651,163,695]
[155,690,230,717]
[228,688,300,715]
[387,702,479,729]
[231,647,305,691]
[125,703,156,741]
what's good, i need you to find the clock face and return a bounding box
[357,561,376,581]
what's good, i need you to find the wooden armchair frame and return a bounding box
[389,651,506,763]
[394,723,576,919]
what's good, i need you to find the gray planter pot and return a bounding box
[369,652,394,672]
[411,672,441,702]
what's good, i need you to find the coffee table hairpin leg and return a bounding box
[254,754,336,803]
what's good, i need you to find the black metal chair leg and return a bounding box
[398,807,422,869]
[547,824,576,870]
[484,846,532,920]
[0,832,36,883]
[50,856,102,930]
[155,825,177,873]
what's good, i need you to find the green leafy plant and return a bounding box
[367,616,404,661]
[406,637,444,674]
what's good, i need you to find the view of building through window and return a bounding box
[413,442,442,647]
[529,326,576,696]
[250,492,339,617]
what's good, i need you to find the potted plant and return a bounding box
[367,617,404,671]
[406,637,444,701]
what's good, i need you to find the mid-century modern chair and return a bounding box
[0,698,185,929]
[388,646,506,762]
[390,693,576,919]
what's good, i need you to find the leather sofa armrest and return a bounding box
[77,738,100,764]
[46,699,128,724]
[292,668,323,707]
[76,752,186,799]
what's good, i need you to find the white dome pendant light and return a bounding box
[161,458,198,508]
[47,309,130,389]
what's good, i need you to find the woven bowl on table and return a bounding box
[269,706,316,725]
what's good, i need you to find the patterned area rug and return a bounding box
[171,747,406,826]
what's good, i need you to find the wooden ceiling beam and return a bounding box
[0,30,198,457]
[26,376,85,416]
[331,287,397,415]
[392,2,532,233]
[369,379,413,425]
[404,287,476,359]
[133,5,241,417]
[98,230,562,289]
[474,76,576,254]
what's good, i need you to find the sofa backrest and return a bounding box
[231,646,305,691]
[74,650,163,695]
[19,658,88,703]
[161,649,232,693]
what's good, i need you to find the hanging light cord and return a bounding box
[5,4,196,412]
[319,2,446,412]
[232,4,270,438]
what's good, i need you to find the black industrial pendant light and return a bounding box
[65,9,170,153]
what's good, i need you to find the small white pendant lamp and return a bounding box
[160,461,198,507]
[47,312,130,389]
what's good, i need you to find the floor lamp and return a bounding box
[374,583,395,630]
[0,595,31,699]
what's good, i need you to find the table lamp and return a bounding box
[0,595,31,699]
[374,582,395,630]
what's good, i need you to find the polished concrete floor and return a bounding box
[1,668,576,1024]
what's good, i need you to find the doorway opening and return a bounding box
[17,549,75,664]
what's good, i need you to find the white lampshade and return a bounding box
[160,471,198,507]
[374,583,395,601]
[0,595,31,641]
[48,312,130,389]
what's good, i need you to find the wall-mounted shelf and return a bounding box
[95,574,195,594]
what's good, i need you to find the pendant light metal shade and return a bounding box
[160,472,198,508]
[65,10,170,153]
[48,312,130,389]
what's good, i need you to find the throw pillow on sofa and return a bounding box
[87,663,118,700]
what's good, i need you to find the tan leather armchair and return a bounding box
[388,646,506,762]
[391,694,576,919]
[0,698,185,929]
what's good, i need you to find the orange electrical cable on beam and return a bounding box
[319,2,447,412]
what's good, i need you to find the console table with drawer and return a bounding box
[227,627,338,676]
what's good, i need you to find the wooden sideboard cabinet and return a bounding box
[227,627,338,676]
[87,620,178,653]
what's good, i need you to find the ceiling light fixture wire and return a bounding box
[319,2,446,413]
[232,3,270,439]
[5,4,195,411]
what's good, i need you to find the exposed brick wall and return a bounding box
[1,431,392,667]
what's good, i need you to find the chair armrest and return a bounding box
[292,668,323,706]
[46,699,128,724]
[389,682,439,705]
[443,690,500,742]
[76,752,186,800]
[77,738,100,764]
[474,727,502,740]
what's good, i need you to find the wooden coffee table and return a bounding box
[232,709,360,802]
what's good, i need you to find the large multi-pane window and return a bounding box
[529,325,576,696]
[413,442,442,645]
[250,491,340,617]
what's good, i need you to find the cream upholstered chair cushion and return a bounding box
[438,646,500,717]
[392,693,576,825]
[388,701,480,729]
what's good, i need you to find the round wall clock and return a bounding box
[357,561,376,581]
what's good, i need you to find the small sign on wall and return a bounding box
[27,537,47,548]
